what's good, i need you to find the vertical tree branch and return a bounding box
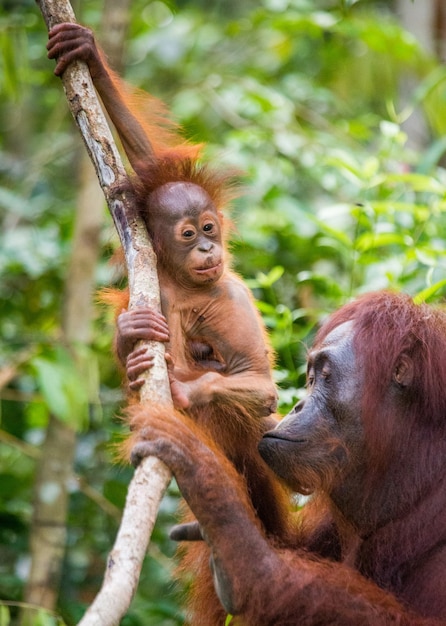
[36,1,173,623]
[24,417,76,622]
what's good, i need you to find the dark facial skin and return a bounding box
[47,28,446,612]
[148,182,224,288]
[125,293,446,624]
[127,369,438,624]
[259,322,364,496]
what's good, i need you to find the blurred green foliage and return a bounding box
[1,0,446,623]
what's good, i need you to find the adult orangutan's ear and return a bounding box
[393,354,414,387]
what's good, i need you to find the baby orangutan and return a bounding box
[48,22,294,625]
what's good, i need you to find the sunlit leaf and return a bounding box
[385,173,445,194]
[31,346,94,429]
[413,279,446,304]
[356,232,412,252]
[0,604,10,626]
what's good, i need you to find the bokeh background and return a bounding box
[1,0,446,623]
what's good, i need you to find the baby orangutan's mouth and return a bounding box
[194,261,222,276]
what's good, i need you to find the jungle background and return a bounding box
[1,0,446,624]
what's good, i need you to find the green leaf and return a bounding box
[255,266,284,288]
[384,173,445,194]
[414,248,440,267]
[0,604,10,626]
[413,279,446,304]
[355,232,412,252]
[31,346,94,429]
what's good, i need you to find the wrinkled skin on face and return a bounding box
[259,322,365,496]
[52,22,439,626]
[126,395,424,626]
[126,304,446,624]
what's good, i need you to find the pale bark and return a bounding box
[36,0,173,624]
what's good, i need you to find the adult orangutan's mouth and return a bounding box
[261,432,307,444]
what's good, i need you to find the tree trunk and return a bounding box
[24,0,131,620]
[24,417,76,619]
[35,0,174,623]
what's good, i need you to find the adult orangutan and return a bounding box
[47,23,294,624]
[129,290,446,625]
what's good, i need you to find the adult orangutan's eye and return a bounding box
[321,366,331,382]
[306,368,315,389]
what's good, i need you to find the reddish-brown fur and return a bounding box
[47,23,294,624]
[48,26,446,624]
[127,291,446,625]
[123,404,294,625]
[316,290,446,476]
